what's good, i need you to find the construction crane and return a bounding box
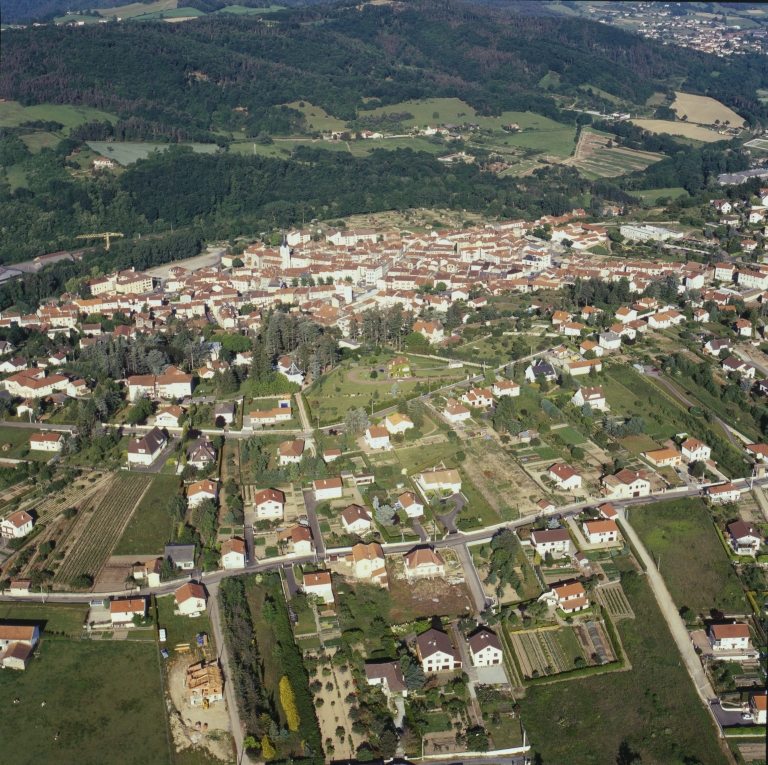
[76,232,124,250]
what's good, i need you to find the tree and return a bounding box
[691,460,706,478]
[261,735,275,759]
[127,396,153,425]
[344,407,370,434]
[279,676,300,731]
[375,504,395,525]
[400,654,426,690]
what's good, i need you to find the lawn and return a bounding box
[0,425,57,461]
[112,474,181,555]
[631,498,747,615]
[86,141,219,165]
[551,425,587,445]
[635,187,689,204]
[619,434,661,456]
[157,593,213,654]
[0,640,168,765]
[0,602,88,637]
[394,439,460,473]
[19,132,61,153]
[522,564,729,765]
[422,711,452,733]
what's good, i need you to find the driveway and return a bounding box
[283,562,300,597]
[436,492,465,533]
[711,699,753,728]
[301,488,326,556]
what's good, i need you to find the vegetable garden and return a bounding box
[595,583,634,621]
[53,474,152,588]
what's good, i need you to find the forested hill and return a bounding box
[3,0,768,139]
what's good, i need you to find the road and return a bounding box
[619,515,716,703]
[301,488,326,556]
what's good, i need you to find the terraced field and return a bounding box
[53,474,152,588]
[33,473,111,524]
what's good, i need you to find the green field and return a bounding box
[394,440,460,473]
[636,187,689,204]
[0,640,168,765]
[86,141,219,165]
[215,4,286,13]
[0,101,117,135]
[0,602,88,637]
[0,426,56,461]
[551,424,587,445]
[129,6,205,20]
[19,132,62,153]
[631,498,747,615]
[523,563,729,765]
[113,474,181,555]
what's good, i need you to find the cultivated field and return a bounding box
[0,102,117,134]
[0,640,168,765]
[671,92,745,127]
[568,129,662,178]
[53,473,152,587]
[33,472,111,523]
[631,498,747,615]
[629,119,724,143]
[595,583,635,621]
[113,474,181,555]
[86,141,219,165]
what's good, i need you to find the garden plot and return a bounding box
[53,474,152,588]
[595,583,635,621]
[32,472,111,523]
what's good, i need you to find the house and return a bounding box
[0,510,34,539]
[493,379,520,398]
[132,558,163,587]
[706,482,741,504]
[278,439,304,465]
[530,528,572,559]
[563,321,586,337]
[461,387,494,408]
[165,543,196,570]
[403,546,446,579]
[467,629,503,667]
[385,412,414,434]
[253,488,285,519]
[350,542,387,585]
[8,579,32,596]
[289,525,314,555]
[397,491,424,518]
[443,398,472,423]
[536,498,555,513]
[722,356,756,379]
[598,503,619,521]
[175,583,208,616]
[0,357,28,374]
[580,340,604,358]
[416,628,462,673]
[2,642,34,671]
[525,362,557,383]
[547,463,582,491]
[599,331,622,351]
[709,623,751,653]
[187,480,218,508]
[747,443,768,461]
[680,438,711,463]
[313,477,343,500]
[601,468,650,499]
[615,307,637,323]
[186,437,217,469]
[413,320,445,344]
[388,356,411,377]
[127,367,193,400]
[567,358,602,377]
[221,538,247,569]
[247,401,293,427]
[749,691,767,725]
[0,625,40,655]
[341,504,373,534]
[727,521,762,556]
[29,432,64,451]
[693,309,710,323]
[571,386,606,410]
[109,597,147,626]
[415,468,462,496]
[127,427,167,466]
[704,338,732,356]
[642,447,682,467]
[734,318,753,337]
[583,519,621,544]
[186,661,224,707]
[365,661,408,696]
[214,402,235,425]
[303,571,334,604]
[552,581,589,613]
[155,405,183,428]
[365,425,391,450]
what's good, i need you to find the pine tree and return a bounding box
[279,676,300,731]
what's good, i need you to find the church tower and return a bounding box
[280,232,291,271]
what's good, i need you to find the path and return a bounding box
[206,580,245,764]
[619,515,716,703]
[751,485,768,524]
[295,391,312,433]
[450,621,483,727]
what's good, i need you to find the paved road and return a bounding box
[454,541,491,614]
[283,562,301,597]
[619,515,717,703]
[301,488,326,556]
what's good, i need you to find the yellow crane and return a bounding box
[76,232,124,250]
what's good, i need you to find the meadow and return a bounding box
[671,92,745,127]
[635,187,689,204]
[631,498,747,616]
[0,602,88,637]
[0,101,117,134]
[522,562,729,765]
[629,119,724,143]
[157,593,213,654]
[113,474,182,555]
[0,640,168,765]
[86,141,219,165]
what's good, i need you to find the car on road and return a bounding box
[741,713,753,721]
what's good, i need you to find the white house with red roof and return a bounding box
[546,463,582,491]
[0,511,34,539]
[253,488,285,519]
[29,432,64,451]
[109,598,147,626]
[187,480,218,508]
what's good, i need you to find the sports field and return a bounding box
[87,141,219,165]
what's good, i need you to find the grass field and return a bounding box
[0,602,88,637]
[215,5,286,14]
[394,440,460,473]
[0,102,117,135]
[631,498,747,615]
[636,187,689,204]
[671,92,745,127]
[283,102,348,132]
[629,119,725,143]
[522,563,729,765]
[0,640,168,765]
[19,132,62,153]
[0,425,54,461]
[129,6,205,19]
[95,0,177,18]
[86,141,219,165]
[552,425,587,445]
[113,474,181,555]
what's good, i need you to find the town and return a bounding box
[0,190,767,765]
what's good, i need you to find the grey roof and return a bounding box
[364,661,407,693]
[127,426,165,455]
[416,628,459,661]
[214,402,235,414]
[165,544,196,565]
[719,169,768,185]
[531,362,555,376]
[467,628,502,655]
